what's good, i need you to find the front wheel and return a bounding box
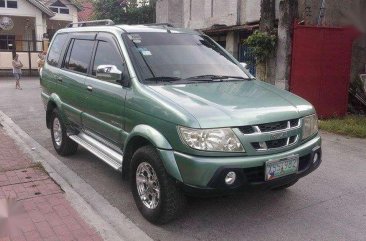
[130,146,186,224]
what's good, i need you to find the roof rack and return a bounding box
[67,19,115,28]
[144,23,175,28]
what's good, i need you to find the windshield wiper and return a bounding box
[185,75,248,81]
[144,76,182,83]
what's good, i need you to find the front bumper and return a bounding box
[173,134,321,193]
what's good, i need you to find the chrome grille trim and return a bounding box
[239,118,301,152]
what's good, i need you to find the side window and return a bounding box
[64,39,94,74]
[47,34,68,67]
[92,41,125,80]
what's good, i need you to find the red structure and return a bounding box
[290,23,360,118]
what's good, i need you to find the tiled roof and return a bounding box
[77,1,94,21]
[26,0,55,17]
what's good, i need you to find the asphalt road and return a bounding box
[1,77,366,241]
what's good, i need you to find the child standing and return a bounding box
[12,54,23,90]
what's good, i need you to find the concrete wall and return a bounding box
[156,0,280,29]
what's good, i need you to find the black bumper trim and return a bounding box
[180,147,322,197]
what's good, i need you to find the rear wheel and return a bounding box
[50,109,78,156]
[130,145,186,224]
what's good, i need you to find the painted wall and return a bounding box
[156,0,280,29]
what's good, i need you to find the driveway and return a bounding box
[0,77,366,241]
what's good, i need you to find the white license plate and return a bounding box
[265,155,299,181]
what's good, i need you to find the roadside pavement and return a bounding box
[0,127,103,241]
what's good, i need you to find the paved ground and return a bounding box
[1,77,366,241]
[0,127,102,241]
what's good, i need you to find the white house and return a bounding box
[0,0,80,71]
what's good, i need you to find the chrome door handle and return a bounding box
[87,85,93,91]
[57,77,62,82]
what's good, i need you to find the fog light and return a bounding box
[225,171,236,185]
[313,153,319,163]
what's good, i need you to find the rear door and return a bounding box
[60,34,96,126]
[82,32,129,146]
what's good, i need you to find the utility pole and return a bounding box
[275,0,298,90]
[257,0,276,83]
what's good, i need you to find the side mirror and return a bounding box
[96,65,123,83]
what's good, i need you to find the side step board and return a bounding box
[69,132,123,171]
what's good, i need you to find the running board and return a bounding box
[69,132,123,171]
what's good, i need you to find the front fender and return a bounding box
[125,125,172,150]
[124,125,183,182]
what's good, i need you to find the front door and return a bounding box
[82,33,128,147]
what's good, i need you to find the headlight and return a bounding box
[302,114,318,140]
[178,127,245,152]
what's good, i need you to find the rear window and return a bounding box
[47,34,68,67]
[64,39,94,74]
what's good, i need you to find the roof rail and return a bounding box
[144,23,175,28]
[67,19,115,28]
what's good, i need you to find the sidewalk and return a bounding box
[0,128,103,241]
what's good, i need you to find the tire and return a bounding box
[50,109,78,156]
[130,145,186,224]
[271,180,298,190]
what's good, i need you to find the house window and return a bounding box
[50,0,69,14]
[0,35,15,50]
[0,0,18,8]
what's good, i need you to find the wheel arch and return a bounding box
[46,94,63,129]
[122,125,183,182]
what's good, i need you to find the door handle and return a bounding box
[57,77,62,82]
[87,85,93,91]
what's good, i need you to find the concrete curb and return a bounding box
[0,111,153,241]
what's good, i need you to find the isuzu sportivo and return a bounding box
[40,20,322,224]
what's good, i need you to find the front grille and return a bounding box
[251,135,298,150]
[239,126,255,134]
[239,119,300,134]
[239,118,301,151]
[266,138,287,148]
[258,121,288,132]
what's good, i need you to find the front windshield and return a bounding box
[125,32,250,83]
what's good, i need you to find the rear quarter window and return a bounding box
[47,34,68,67]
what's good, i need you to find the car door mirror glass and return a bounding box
[96,65,123,83]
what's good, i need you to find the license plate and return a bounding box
[265,155,299,181]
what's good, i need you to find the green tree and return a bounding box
[93,0,156,24]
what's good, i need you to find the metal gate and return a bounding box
[239,44,256,76]
[290,23,360,118]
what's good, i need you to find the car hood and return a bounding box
[147,80,314,128]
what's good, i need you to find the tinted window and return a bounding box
[0,0,5,7]
[65,39,94,74]
[47,34,68,67]
[92,41,124,77]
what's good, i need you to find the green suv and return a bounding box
[40,20,321,224]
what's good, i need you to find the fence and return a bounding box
[0,39,44,76]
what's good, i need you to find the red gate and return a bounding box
[290,23,360,118]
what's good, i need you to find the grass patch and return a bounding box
[319,115,366,138]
